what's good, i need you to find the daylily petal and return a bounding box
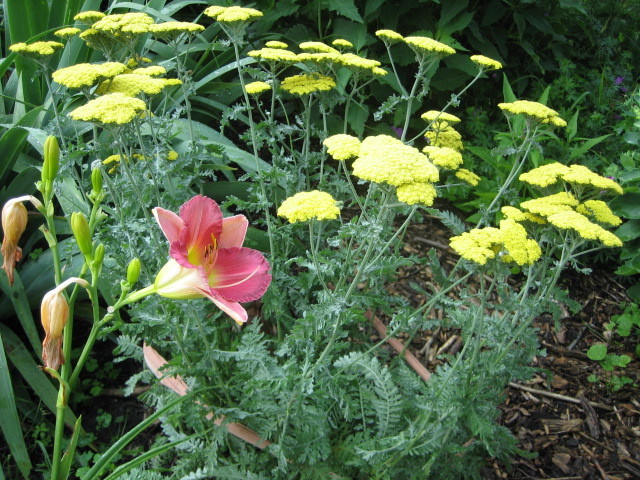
[152,206,184,243]
[174,195,223,267]
[219,215,248,249]
[208,247,271,302]
[207,293,248,324]
[154,259,209,299]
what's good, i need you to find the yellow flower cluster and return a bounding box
[576,200,622,226]
[148,21,204,40]
[299,41,339,54]
[297,52,340,65]
[455,168,481,186]
[422,146,463,169]
[265,40,288,49]
[52,62,127,89]
[54,27,81,38]
[425,126,464,151]
[69,93,146,124]
[352,135,439,188]
[332,39,353,49]
[501,206,545,225]
[470,55,503,70]
[519,192,579,216]
[450,220,541,266]
[546,211,622,247]
[245,81,271,95]
[396,182,437,206]
[403,36,455,56]
[10,41,64,58]
[280,74,336,95]
[498,100,567,127]
[248,47,299,64]
[74,11,105,23]
[204,6,263,23]
[323,134,361,160]
[421,110,461,125]
[96,74,181,96]
[375,30,404,43]
[336,53,387,75]
[277,190,341,223]
[132,66,166,76]
[167,150,179,161]
[92,12,155,35]
[519,162,623,194]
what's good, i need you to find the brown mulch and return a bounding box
[385,216,640,480]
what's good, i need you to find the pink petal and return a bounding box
[207,247,271,303]
[143,343,189,396]
[206,294,249,324]
[174,196,223,267]
[152,207,184,243]
[218,215,248,249]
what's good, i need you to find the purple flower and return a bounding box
[614,76,625,85]
[391,126,403,138]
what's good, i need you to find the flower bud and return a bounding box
[91,167,103,194]
[70,212,92,259]
[1,198,29,285]
[41,277,89,370]
[42,136,60,186]
[126,258,141,285]
[92,243,105,270]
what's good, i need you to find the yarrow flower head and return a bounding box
[204,5,263,23]
[335,53,385,75]
[403,36,455,57]
[332,38,353,49]
[352,135,439,186]
[498,100,566,127]
[576,200,622,227]
[69,93,147,124]
[422,146,463,169]
[421,110,461,126]
[455,168,481,186]
[277,191,341,223]
[92,12,154,36]
[265,40,288,49]
[131,65,167,76]
[95,74,181,96]
[10,41,64,59]
[54,27,81,39]
[299,41,339,54]
[248,48,299,64]
[245,81,271,95]
[52,62,127,89]
[519,162,623,194]
[519,162,571,188]
[520,192,579,217]
[501,206,545,225]
[425,125,464,151]
[148,21,204,40]
[73,10,105,23]
[546,211,622,247]
[396,182,437,206]
[375,29,404,44]
[323,134,361,160]
[470,55,503,70]
[151,195,271,324]
[280,74,336,95]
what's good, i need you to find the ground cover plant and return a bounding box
[0,1,637,479]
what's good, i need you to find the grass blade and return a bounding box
[0,267,41,353]
[60,416,83,480]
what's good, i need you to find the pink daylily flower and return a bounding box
[152,195,271,324]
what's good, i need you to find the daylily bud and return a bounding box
[41,277,89,370]
[2,198,29,285]
[127,258,141,285]
[91,167,103,194]
[70,212,92,259]
[42,135,60,186]
[92,243,105,270]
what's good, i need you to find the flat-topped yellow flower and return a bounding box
[421,110,461,125]
[336,53,383,73]
[299,41,339,54]
[92,12,154,35]
[277,191,340,223]
[297,52,341,65]
[332,39,353,49]
[404,36,455,56]
[454,168,480,186]
[248,47,299,63]
[561,165,623,194]
[498,219,542,265]
[498,100,566,127]
[501,206,545,224]
[53,62,127,89]
[449,227,501,265]
[546,211,622,247]
[132,66,167,77]
[396,182,437,206]
[96,74,181,96]
[520,192,579,217]
[470,55,502,70]
[54,27,81,38]
[576,200,622,226]
[245,81,271,95]
[323,134,361,160]
[280,74,335,95]
[519,162,571,188]
[74,10,105,22]
[69,93,146,124]
[375,29,403,43]
[10,41,64,58]
[422,146,463,169]
[204,5,263,23]
[352,135,439,186]
[149,21,204,39]
[265,40,288,49]
[425,125,463,151]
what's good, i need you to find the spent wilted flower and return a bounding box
[1,196,43,285]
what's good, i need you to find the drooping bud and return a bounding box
[126,257,141,285]
[1,196,42,285]
[41,277,89,370]
[42,136,60,183]
[70,212,92,259]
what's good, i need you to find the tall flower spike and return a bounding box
[41,277,89,370]
[152,195,271,324]
[1,196,43,285]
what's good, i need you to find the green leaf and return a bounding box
[568,134,611,161]
[587,344,607,361]
[502,74,517,102]
[60,416,83,480]
[0,332,32,479]
[615,220,640,241]
[611,193,640,219]
[0,267,41,353]
[626,283,640,303]
[327,0,363,23]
